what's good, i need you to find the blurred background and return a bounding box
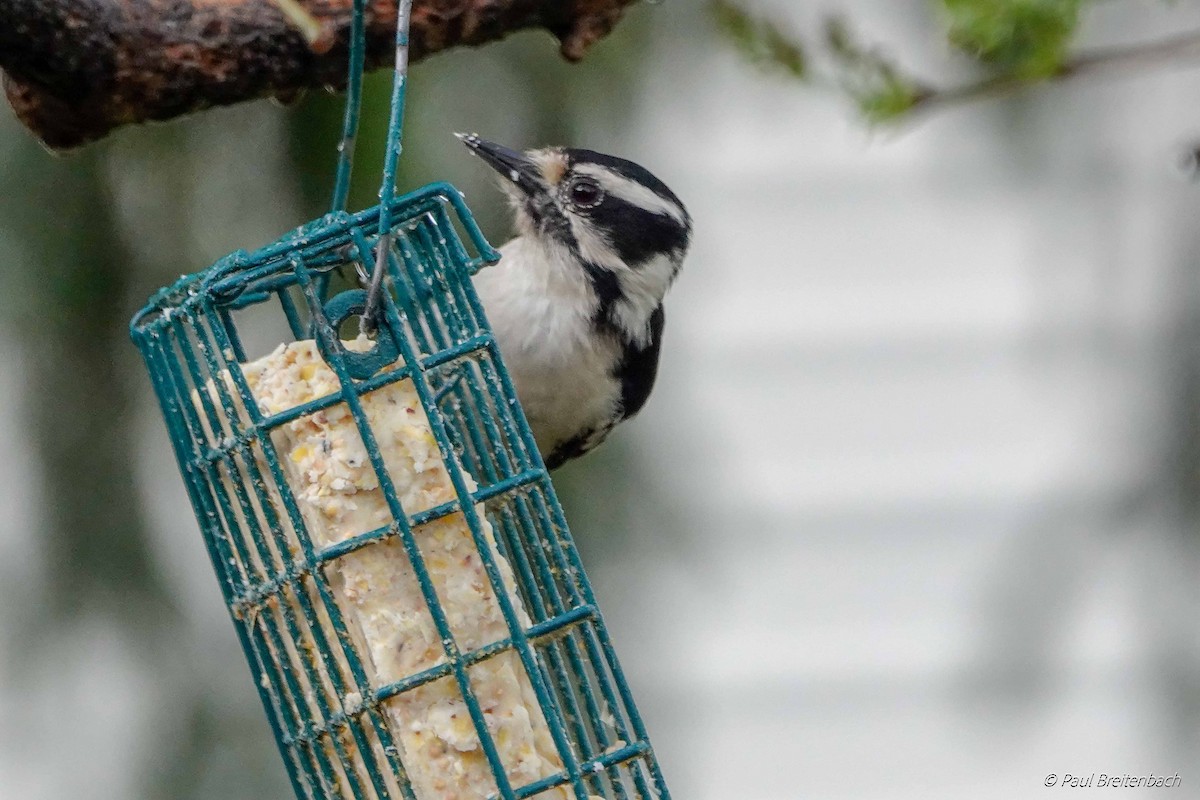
[1,1,1198,798]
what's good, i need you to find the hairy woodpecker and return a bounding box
[457,133,692,470]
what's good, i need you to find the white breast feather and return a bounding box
[473,237,622,456]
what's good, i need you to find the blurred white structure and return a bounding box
[581,4,1200,799]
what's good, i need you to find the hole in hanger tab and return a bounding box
[313,288,400,380]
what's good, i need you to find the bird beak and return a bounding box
[456,133,542,195]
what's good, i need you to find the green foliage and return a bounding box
[709,0,1120,122]
[708,2,928,122]
[711,0,806,79]
[824,17,927,123]
[939,0,1086,78]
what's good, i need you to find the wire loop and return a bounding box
[334,0,413,335]
[361,232,393,334]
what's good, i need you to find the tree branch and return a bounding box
[911,27,1200,115]
[1,0,637,149]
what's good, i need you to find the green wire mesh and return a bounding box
[128,2,673,800]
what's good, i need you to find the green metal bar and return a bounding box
[422,218,561,625]
[194,306,385,800]
[407,311,607,796]
[330,0,367,213]
[492,488,615,796]
[448,383,619,793]
[130,187,498,332]
[357,0,413,331]
[497,742,652,800]
[312,468,543,563]
[185,317,333,762]
[418,211,475,348]
[341,227,522,800]
[213,256,421,799]
[140,333,239,598]
[226,467,544,617]
[168,318,255,590]
[360,235,596,800]
[370,603,597,706]
[153,339,326,799]
[428,204,535,472]
[394,223,479,486]
[146,325,318,799]
[384,227,440,369]
[526,481,660,799]
[218,307,249,363]
[188,334,493,470]
[288,258,445,798]
[512,473,657,797]
[172,369,333,800]
[278,287,308,340]
[418,209,633,794]
[223,269,305,307]
[417,231,544,638]
[375,0,413,235]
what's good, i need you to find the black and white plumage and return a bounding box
[458,134,692,469]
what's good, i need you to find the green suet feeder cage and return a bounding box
[129,2,673,798]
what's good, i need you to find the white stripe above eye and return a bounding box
[574,164,688,226]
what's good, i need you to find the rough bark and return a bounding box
[0,0,637,149]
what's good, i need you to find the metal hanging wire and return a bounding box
[327,0,414,334]
[330,0,366,215]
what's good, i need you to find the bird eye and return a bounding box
[568,178,604,209]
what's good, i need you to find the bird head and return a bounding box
[457,133,692,341]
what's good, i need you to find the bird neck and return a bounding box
[595,253,676,348]
[506,234,667,348]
